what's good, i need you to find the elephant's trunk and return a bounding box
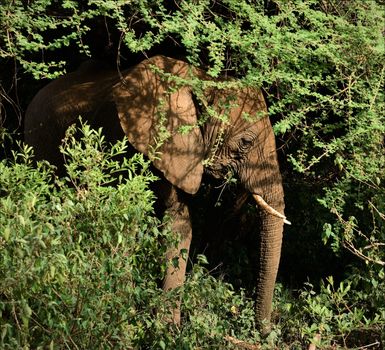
[253,189,285,326]
[239,133,287,328]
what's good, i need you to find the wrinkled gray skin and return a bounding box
[24,55,286,328]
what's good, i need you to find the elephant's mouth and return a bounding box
[203,160,233,180]
[253,194,291,225]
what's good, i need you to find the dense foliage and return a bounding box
[1,124,382,349]
[0,125,255,349]
[1,0,384,348]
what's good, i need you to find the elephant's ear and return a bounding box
[112,55,204,194]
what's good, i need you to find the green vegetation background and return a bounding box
[1,1,384,348]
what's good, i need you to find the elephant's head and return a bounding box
[113,55,288,324]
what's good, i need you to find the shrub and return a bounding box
[0,123,266,349]
[1,124,384,349]
[0,123,172,349]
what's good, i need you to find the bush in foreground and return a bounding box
[0,124,169,348]
[0,124,259,349]
[1,124,384,349]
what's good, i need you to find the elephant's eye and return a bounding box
[239,137,253,151]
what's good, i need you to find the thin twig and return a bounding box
[368,201,385,220]
[355,341,381,349]
[224,335,261,350]
[332,208,385,266]
[343,240,385,266]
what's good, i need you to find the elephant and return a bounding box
[24,55,289,328]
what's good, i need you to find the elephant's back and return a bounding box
[24,63,119,167]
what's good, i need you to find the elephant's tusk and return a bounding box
[253,194,291,225]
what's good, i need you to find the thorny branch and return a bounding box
[332,205,385,267]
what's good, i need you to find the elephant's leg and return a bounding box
[161,184,192,325]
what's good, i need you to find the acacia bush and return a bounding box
[0,123,169,348]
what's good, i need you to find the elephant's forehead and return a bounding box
[228,88,267,123]
[206,86,268,138]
